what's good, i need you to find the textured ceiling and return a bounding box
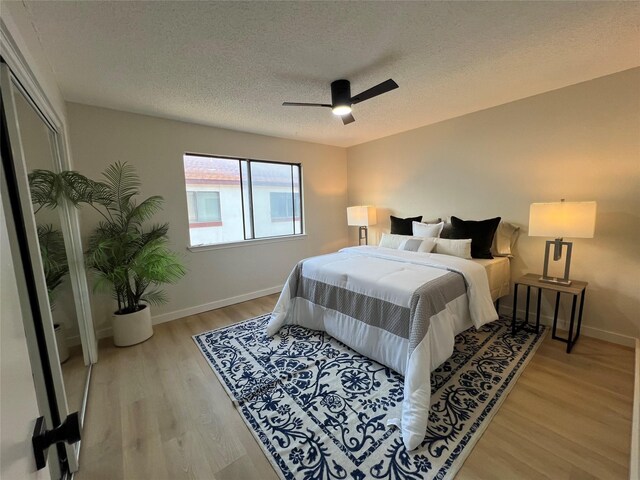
[22,1,640,147]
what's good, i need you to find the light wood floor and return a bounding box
[76,295,635,480]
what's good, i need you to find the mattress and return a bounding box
[472,256,511,301]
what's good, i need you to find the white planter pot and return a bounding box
[112,304,153,347]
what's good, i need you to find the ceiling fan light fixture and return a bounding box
[332,105,352,116]
[283,78,398,126]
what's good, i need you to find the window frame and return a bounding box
[184,152,304,247]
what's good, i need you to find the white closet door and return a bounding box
[0,175,53,480]
[1,62,80,475]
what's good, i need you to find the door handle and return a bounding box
[32,412,81,470]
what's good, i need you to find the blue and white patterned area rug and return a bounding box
[194,316,546,480]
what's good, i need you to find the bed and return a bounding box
[473,256,511,301]
[266,245,509,450]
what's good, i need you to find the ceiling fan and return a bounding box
[283,78,399,125]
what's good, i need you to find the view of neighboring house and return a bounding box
[184,154,302,246]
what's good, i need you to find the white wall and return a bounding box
[347,68,640,342]
[65,103,348,333]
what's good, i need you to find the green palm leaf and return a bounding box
[29,170,64,212]
[37,224,69,307]
[60,171,114,208]
[101,162,140,214]
[126,195,164,226]
[140,289,168,307]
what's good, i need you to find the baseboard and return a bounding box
[498,305,636,348]
[92,285,284,341]
[94,327,112,342]
[631,339,639,480]
[151,285,283,325]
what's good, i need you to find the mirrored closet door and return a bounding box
[1,61,97,475]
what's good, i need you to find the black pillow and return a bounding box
[450,216,501,259]
[440,222,452,239]
[390,215,422,235]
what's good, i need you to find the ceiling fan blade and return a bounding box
[282,102,331,107]
[351,79,399,105]
[342,113,355,125]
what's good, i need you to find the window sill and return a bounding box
[189,221,223,228]
[188,234,307,252]
[271,217,302,223]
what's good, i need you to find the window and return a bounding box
[183,153,303,247]
[270,192,301,221]
[187,191,221,223]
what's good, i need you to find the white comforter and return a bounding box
[267,246,498,450]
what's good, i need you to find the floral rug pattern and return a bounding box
[194,315,545,480]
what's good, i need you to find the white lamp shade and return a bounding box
[529,201,597,238]
[347,206,377,227]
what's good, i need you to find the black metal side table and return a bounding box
[511,273,588,353]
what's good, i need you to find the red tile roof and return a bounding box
[184,155,296,187]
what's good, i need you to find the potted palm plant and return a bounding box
[59,162,186,346]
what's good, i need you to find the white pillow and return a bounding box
[412,221,444,238]
[398,238,425,252]
[434,238,472,259]
[491,221,520,257]
[379,233,419,249]
[417,238,436,253]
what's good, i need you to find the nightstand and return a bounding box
[511,273,588,353]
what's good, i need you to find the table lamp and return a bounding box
[347,206,377,245]
[528,199,596,285]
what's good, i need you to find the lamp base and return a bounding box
[542,239,573,286]
[358,226,369,246]
[539,276,572,286]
